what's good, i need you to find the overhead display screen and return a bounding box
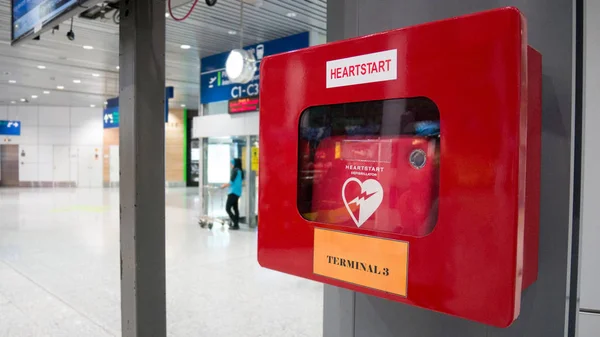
[12,0,80,44]
[228,96,259,114]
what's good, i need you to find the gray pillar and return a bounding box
[119,1,167,337]
[325,1,578,337]
[323,286,356,337]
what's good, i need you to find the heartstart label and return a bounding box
[326,49,398,88]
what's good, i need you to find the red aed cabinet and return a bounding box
[258,7,541,328]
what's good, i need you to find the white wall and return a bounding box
[0,105,103,186]
[580,0,600,333]
[192,112,259,138]
[580,312,600,337]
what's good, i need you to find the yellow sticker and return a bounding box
[313,228,408,296]
[251,147,259,172]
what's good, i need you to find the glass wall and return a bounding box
[201,135,258,227]
[189,139,200,185]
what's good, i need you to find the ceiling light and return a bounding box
[31,95,38,99]
[180,44,191,50]
[92,73,100,77]
[83,45,94,50]
[37,65,46,69]
[20,98,26,102]
[73,79,81,83]
[116,66,120,70]
[8,80,16,84]
[90,104,96,108]
[225,49,256,84]
[286,12,297,18]
[10,101,16,104]
[43,91,50,94]
[57,85,65,90]
[104,101,108,104]
[228,30,237,35]
[181,104,186,108]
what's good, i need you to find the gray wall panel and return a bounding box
[581,0,600,312]
[323,286,356,337]
[326,1,575,336]
[578,313,600,337]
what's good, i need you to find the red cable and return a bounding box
[168,0,200,22]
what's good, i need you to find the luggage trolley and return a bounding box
[198,185,231,229]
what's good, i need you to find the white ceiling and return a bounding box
[0,0,326,109]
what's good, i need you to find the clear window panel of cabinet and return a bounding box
[298,97,440,237]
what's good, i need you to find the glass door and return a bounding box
[201,136,256,227]
[187,139,200,187]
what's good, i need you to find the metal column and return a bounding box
[119,1,166,337]
[245,135,254,227]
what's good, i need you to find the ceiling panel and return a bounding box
[0,0,326,110]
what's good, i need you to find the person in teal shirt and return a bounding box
[221,158,244,230]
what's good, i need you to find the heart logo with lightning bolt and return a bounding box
[342,178,384,228]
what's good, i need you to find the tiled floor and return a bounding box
[0,188,323,337]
